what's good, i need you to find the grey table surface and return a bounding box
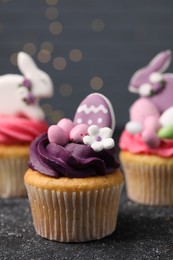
[1,186,173,260]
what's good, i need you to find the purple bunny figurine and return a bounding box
[129,50,173,112]
[126,50,173,147]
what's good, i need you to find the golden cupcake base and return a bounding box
[120,151,173,205]
[25,169,124,242]
[0,144,29,198]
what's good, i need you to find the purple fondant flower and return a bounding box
[25,93,36,105]
[22,78,32,90]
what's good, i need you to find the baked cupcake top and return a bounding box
[0,52,53,145]
[29,93,120,178]
[119,50,173,157]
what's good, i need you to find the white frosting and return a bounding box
[0,52,53,120]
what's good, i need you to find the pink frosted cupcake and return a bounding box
[25,93,124,242]
[119,50,173,205]
[0,52,53,198]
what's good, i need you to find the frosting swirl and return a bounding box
[29,133,119,178]
[0,115,48,145]
[119,130,173,157]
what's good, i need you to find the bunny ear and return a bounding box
[149,50,172,73]
[17,52,37,77]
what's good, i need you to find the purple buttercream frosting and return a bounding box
[29,133,119,178]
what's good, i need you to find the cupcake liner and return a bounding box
[25,183,123,242]
[121,158,173,205]
[0,157,28,198]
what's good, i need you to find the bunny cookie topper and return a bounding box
[126,50,173,148]
[129,50,173,113]
[0,52,53,120]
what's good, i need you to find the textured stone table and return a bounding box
[1,187,173,260]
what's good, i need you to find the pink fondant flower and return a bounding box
[83,125,115,152]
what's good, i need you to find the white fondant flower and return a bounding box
[83,125,115,152]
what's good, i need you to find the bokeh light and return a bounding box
[69,49,83,62]
[10,52,18,66]
[59,83,73,97]
[23,42,37,56]
[45,7,59,20]
[37,49,51,63]
[49,109,64,123]
[49,21,63,35]
[45,0,58,5]
[41,103,53,115]
[41,41,54,53]
[90,76,104,90]
[91,19,105,32]
[53,57,67,70]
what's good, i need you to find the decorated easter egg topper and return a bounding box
[73,93,115,132]
[0,52,53,120]
[125,50,173,147]
[47,93,115,152]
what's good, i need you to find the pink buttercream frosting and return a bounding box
[119,130,173,157]
[0,115,48,145]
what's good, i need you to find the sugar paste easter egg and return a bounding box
[125,121,143,134]
[48,125,68,146]
[57,118,75,135]
[73,93,115,131]
[70,124,88,143]
[157,125,173,139]
[159,107,173,127]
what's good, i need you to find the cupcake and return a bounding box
[119,50,173,205]
[0,52,53,198]
[24,93,124,242]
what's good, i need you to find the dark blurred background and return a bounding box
[0,0,173,129]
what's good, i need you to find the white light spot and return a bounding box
[59,83,72,97]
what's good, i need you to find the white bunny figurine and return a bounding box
[0,52,53,120]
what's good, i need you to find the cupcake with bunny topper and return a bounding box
[24,93,124,242]
[0,52,53,198]
[119,50,173,205]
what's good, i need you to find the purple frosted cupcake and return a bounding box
[24,93,124,242]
